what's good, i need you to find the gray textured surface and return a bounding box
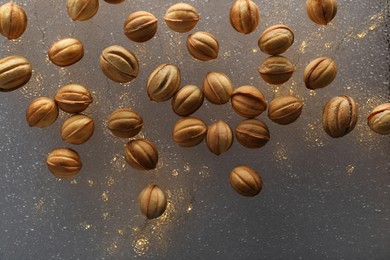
[0,0,389,259]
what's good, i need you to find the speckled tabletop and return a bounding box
[0,0,389,259]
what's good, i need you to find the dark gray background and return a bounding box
[0,0,389,259]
